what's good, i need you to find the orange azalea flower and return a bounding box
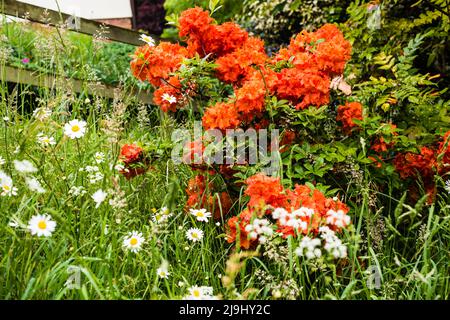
[244,173,287,209]
[202,102,241,131]
[153,76,183,112]
[393,146,437,179]
[120,144,143,164]
[131,42,189,87]
[226,209,255,249]
[437,131,450,174]
[215,37,267,84]
[336,101,363,133]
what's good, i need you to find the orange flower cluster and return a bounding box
[185,174,232,219]
[336,101,363,133]
[179,7,248,58]
[153,76,183,112]
[438,131,450,174]
[131,8,352,127]
[227,173,350,249]
[393,147,437,180]
[119,144,148,179]
[270,24,352,109]
[130,42,189,87]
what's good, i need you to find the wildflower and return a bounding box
[32,107,51,121]
[0,156,5,165]
[186,228,204,242]
[25,177,46,193]
[21,57,30,64]
[64,119,87,139]
[156,261,170,279]
[3,116,10,122]
[13,159,37,174]
[140,34,155,46]
[0,171,18,196]
[81,165,104,184]
[123,231,145,253]
[244,218,273,244]
[37,134,56,146]
[69,186,87,197]
[184,286,217,300]
[152,206,173,223]
[161,93,177,104]
[189,208,212,222]
[28,214,56,237]
[295,236,322,260]
[92,189,108,208]
[94,152,105,164]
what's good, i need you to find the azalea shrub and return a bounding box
[130,4,450,280]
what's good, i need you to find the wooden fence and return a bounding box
[0,0,154,103]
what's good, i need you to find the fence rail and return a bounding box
[0,0,154,104]
[0,65,153,103]
[1,0,154,46]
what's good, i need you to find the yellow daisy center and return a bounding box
[71,125,80,132]
[193,289,201,297]
[130,237,138,246]
[192,232,198,239]
[3,185,10,191]
[196,212,204,217]
[38,220,47,230]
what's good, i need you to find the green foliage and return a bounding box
[237,0,351,50]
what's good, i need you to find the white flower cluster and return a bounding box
[445,180,450,194]
[295,236,322,260]
[326,209,351,228]
[295,227,348,261]
[244,218,273,244]
[13,160,46,194]
[319,226,348,259]
[69,186,87,197]
[272,207,314,233]
[79,165,104,184]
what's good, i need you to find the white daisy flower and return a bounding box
[28,214,56,237]
[162,93,177,104]
[156,260,170,279]
[189,208,212,222]
[32,107,52,121]
[94,152,105,164]
[184,286,217,300]
[140,34,155,46]
[152,206,173,224]
[13,159,38,174]
[0,171,18,196]
[123,231,145,253]
[37,134,56,147]
[186,228,204,242]
[25,177,46,193]
[64,119,87,139]
[92,189,107,208]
